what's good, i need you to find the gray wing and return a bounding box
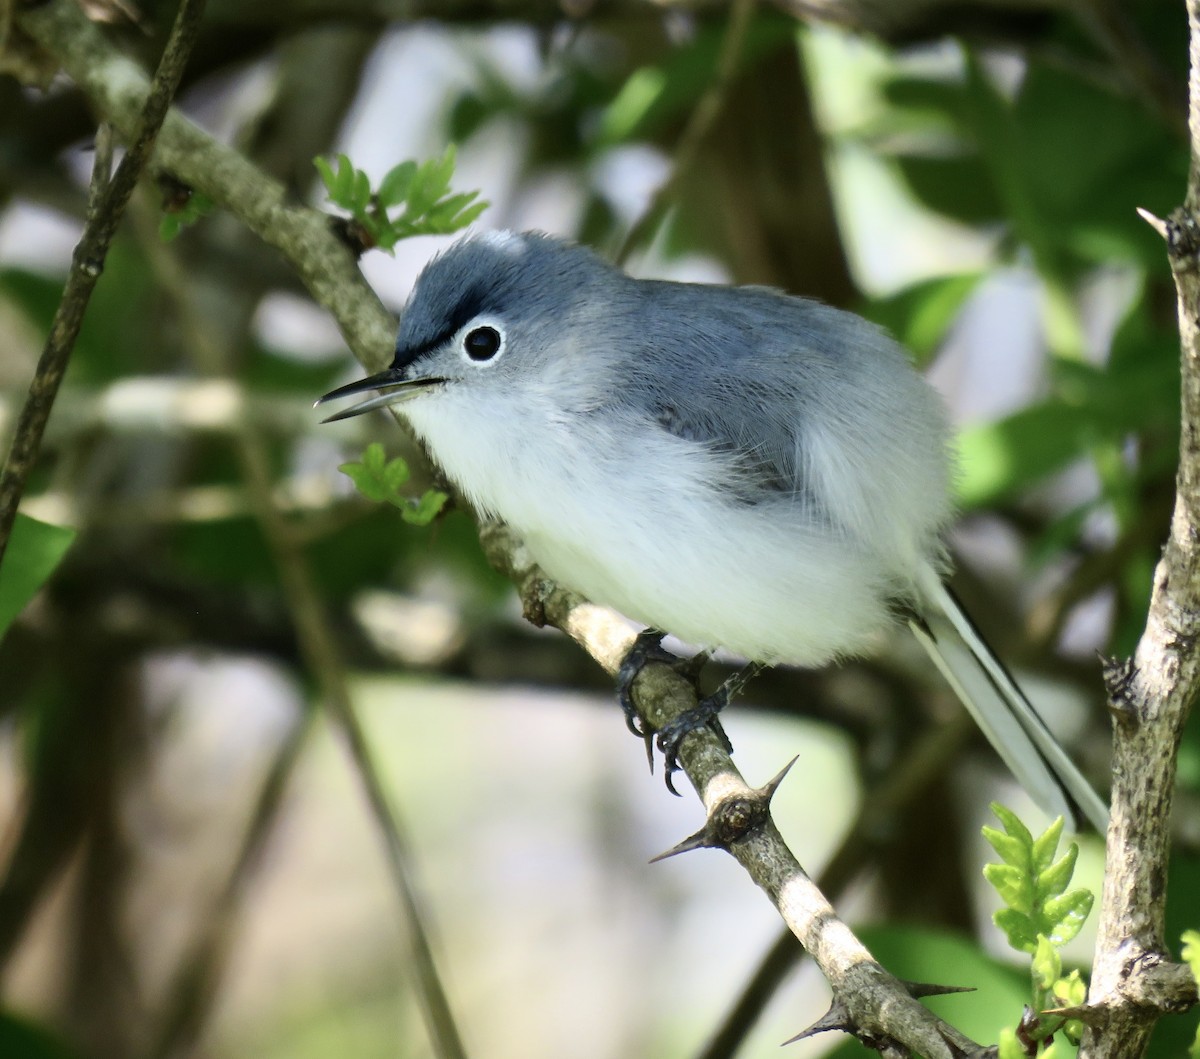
[615,280,890,507]
[649,391,801,503]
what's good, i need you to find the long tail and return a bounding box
[908,564,1109,832]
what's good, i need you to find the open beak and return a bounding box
[314,369,443,423]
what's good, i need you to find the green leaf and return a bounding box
[982,825,1032,872]
[1036,844,1080,903]
[1183,929,1200,982]
[429,144,457,196]
[158,190,213,242]
[955,348,1178,507]
[381,454,411,493]
[1031,816,1065,875]
[597,66,669,144]
[1053,968,1086,1008]
[337,445,443,527]
[593,16,792,147]
[314,155,337,196]
[1042,889,1095,946]
[425,191,479,223]
[994,908,1039,954]
[159,214,183,241]
[378,160,417,207]
[402,489,449,526]
[990,802,1034,847]
[985,806,1094,958]
[1052,968,1087,1045]
[860,273,982,365]
[0,514,76,641]
[984,863,1034,915]
[1031,934,1062,993]
[350,168,372,214]
[338,461,387,503]
[333,154,355,202]
[891,151,1005,227]
[449,199,488,230]
[363,441,387,476]
[404,160,443,218]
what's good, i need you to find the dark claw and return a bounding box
[616,629,679,739]
[656,701,732,795]
[655,662,765,794]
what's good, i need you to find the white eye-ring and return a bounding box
[458,319,506,364]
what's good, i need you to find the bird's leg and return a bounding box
[656,662,767,795]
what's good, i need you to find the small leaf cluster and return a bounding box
[1183,930,1200,1058]
[338,443,448,526]
[315,146,487,252]
[984,803,1094,1050]
[998,1025,1065,1059]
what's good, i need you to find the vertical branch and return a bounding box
[613,0,756,265]
[0,0,207,564]
[1080,1,1200,1055]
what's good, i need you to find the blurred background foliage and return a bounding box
[0,0,1198,1056]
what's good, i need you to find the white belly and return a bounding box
[402,390,906,666]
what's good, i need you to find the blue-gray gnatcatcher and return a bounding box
[318,229,1108,832]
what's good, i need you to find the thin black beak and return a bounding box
[314,369,443,423]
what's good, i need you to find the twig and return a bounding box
[0,0,208,566]
[130,201,469,1059]
[1078,2,1200,1054]
[613,0,757,265]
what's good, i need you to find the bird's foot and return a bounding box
[616,629,678,739]
[655,662,766,796]
[616,629,711,772]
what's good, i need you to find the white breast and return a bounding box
[401,387,908,666]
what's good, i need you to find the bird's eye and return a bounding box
[464,325,502,361]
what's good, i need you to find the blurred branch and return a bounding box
[1078,2,1200,1056]
[15,0,396,372]
[478,522,985,1059]
[129,200,469,1059]
[1071,0,1187,135]
[0,0,207,566]
[614,0,756,264]
[146,715,312,1059]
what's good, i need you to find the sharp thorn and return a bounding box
[757,755,799,803]
[1136,205,1168,238]
[649,827,712,863]
[780,999,853,1045]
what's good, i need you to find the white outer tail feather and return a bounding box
[910,564,1109,833]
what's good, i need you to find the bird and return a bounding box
[317,228,1108,832]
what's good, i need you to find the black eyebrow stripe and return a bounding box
[391,282,492,371]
